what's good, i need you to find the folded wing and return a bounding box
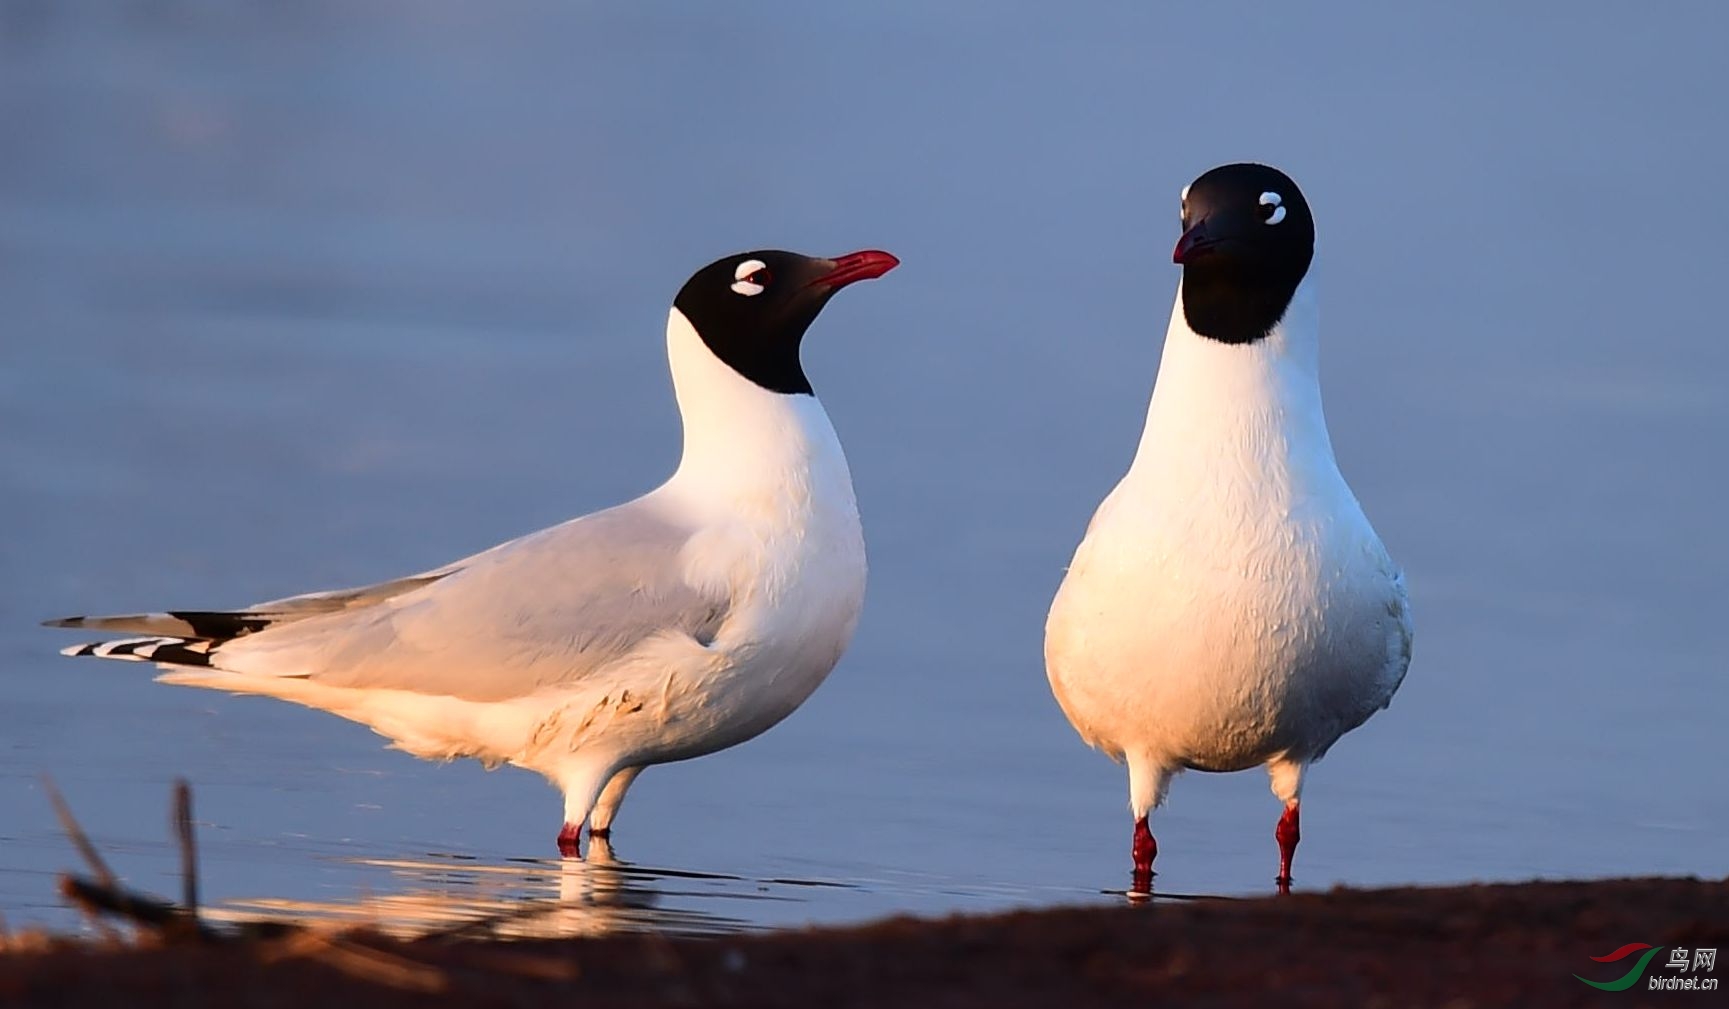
[52,499,730,704]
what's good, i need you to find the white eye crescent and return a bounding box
[1180,183,1191,220]
[1258,191,1286,226]
[730,258,770,296]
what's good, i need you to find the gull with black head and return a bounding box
[50,247,898,857]
[1045,163,1412,893]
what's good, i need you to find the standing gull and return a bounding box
[50,248,898,857]
[1044,163,1412,892]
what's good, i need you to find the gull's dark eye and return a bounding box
[731,259,771,297]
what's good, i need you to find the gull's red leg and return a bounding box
[1131,816,1158,893]
[1275,804,1301,891]
[556,821,582,858]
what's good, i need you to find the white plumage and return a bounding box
[1046,175,1413,890]
[53,248,894,854]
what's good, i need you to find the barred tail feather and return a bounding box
[59,636,214,667]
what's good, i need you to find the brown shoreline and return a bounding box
[3,876,1725,1008]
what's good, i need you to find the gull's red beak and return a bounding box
[810,250,900,289]
[1172,221,1216,265]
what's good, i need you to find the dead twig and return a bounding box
[41,775,125,943]
[173,778,198,919]
[60,876,178,929]
[59,876,219,942]
[41,775,116,886]
[47,777,215,942]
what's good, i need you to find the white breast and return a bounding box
[637,309,868,760]
[1046,279,1411,772]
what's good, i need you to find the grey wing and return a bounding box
[208,500,729,702]
[45,571,459,640]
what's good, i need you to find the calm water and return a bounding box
[2,3,1725,936]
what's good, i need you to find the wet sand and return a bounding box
[2,876,1723,1008]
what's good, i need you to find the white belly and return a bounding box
[1046,483,1410,772]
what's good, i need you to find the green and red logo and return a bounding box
[1576,944,1665,991]
[1576,943,1719,992]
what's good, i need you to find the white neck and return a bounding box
[1130,275,1337,478]
[660,308,853,522]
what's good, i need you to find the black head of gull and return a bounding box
[1173,163,1315,346]
[674,249,900,395]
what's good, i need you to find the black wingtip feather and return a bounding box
[166,611,272,639]
[140,640,213,667]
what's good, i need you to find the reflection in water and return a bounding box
[201,838,855,939]
[1115,884,1235,907]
